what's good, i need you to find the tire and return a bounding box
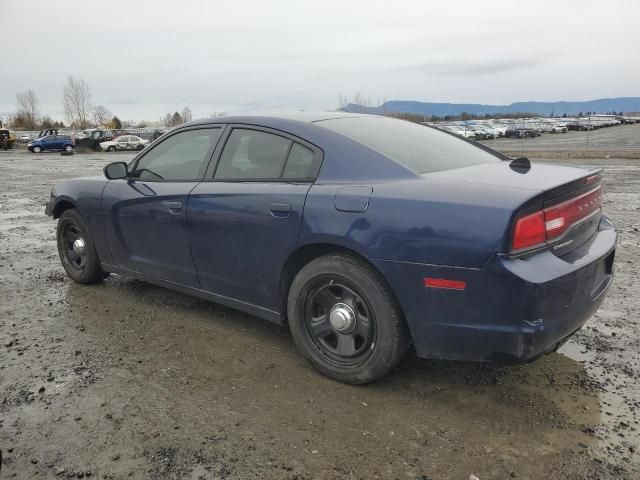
[64,145,73,152]
[107,146,116,152]
[288,253,409,384]
[56,209,108,284]
[33,146,42,153]
[136,144,144,151]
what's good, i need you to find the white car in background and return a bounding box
[100,135,149,152]
[440,125,476,139]
[549,122,568,133]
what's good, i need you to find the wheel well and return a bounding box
[279,243,399,323]
[52,200,76,219]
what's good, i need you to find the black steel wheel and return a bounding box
[60,221,87,274]
[288,253,409,384]
[304,280,376,367]
[56,209,108,284]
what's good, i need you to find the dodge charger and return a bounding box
[45,113,617,383]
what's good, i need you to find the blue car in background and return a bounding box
[44,113,616,384]
[28,134,75,153]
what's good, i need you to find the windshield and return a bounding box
[317,116,501,174]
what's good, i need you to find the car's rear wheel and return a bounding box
[57,209,108,284]
[288,253,409,384]
[33,146,42,153]
[64,145,73,152]
[107,146,116,152]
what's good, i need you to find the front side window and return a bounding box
[132,128,221,181]
[215,129,291,180]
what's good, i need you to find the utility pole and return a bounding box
[586,114,591,151]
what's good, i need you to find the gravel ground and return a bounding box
[0,143,638,479]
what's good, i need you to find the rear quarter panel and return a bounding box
[301,177,536,268]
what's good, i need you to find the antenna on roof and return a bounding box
[509,157,531,173]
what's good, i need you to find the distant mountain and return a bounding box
[344,97,640,117]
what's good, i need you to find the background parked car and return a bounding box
[100,135,149,152]
[0,129,16,150]
[74,129,116,152]
[27,135,74,153]
[504,126,538,138]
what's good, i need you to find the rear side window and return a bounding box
[215,129,291,180]
[317,116,501,174]
[283,143,319,179]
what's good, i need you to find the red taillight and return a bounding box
[511,186,602,251]
[543,187,602,241]
[512,211,546,250]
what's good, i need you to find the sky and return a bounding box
[2,0,639,123]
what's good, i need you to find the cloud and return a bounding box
[413,55,549,76]
[1,0,638,120]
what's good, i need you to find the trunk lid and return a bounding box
[426,160,604,257]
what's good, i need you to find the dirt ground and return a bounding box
[1,130,639,479]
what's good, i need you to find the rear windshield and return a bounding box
[317,116,501,174]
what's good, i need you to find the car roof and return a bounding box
[186,111,370,127]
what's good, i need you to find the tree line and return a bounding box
[7,76,193,131]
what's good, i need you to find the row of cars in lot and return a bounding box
[26,133,149,153]
[427,114,640,140]
[14,128,151,153]
[4,114,640,152]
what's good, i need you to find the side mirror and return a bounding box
[104,162,128,180]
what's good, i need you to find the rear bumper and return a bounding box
[372,216,617,362]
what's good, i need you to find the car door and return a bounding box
[53,135,64,150]
[188,126,323,312]
[115,136,129,150]
[102,126,224,287]
[49,135,60,150]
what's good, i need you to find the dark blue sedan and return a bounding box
[45,113,616,383]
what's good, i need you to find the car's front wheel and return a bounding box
[107,146,116,152]
[288,254,409,384]
[33,146,42,153]
[136,144,145,150]
[57,209,108,284]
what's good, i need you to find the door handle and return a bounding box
[164,200,183,212]
[269,202,291,218]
